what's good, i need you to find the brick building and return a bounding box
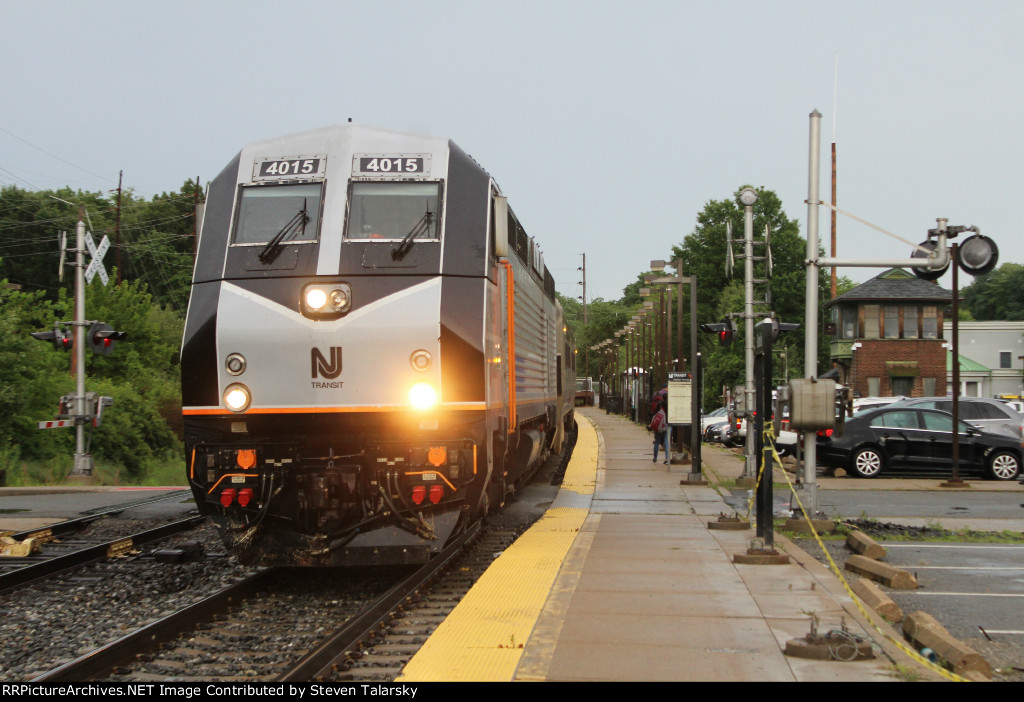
[826,268,952,398]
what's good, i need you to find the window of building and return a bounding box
[922,306,938,338]
[841,306,857,339]
[891,376,914,395]
[903,306,919,338]
[1000,351,1012,369]
[864,305,880,339]
[867,377,880,396]
[883,306,900,338]
[923,377,936,396]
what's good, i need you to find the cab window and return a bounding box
[233,183,321,245]
[346,182,441,240]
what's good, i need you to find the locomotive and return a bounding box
[181,124,576,566]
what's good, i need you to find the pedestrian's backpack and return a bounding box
[649,409,665,433]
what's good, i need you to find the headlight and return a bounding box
[305,288,328,310]
[301,282,353,318]
[224,383,251,412]
[409,382,437,410]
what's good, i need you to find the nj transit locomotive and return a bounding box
[181,124,576,566]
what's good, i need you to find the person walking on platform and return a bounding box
[648,399,670,465]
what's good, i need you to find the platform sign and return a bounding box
[85,232,109,285]
[667,372,693,425]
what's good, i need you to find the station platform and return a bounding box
[397,407,939,683]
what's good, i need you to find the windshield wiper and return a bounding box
[391,210,434,261]
[258,200,310,264]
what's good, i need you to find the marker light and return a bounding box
[411,485,427,505]
[224,384,251,412]
[410,349,432,372]
[409,382,437,410]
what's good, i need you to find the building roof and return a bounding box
[826,268,952,307]
[947,351,991,373]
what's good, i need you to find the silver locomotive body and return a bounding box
[181,125,574,565]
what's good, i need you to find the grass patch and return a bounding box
[776,516,1024,544]
[1,452,186,487]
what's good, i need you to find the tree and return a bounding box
[670,186,830,408]
[962,263,1024,320]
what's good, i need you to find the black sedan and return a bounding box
[816,406,1022,480]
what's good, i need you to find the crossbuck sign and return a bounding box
[85,232,109,285]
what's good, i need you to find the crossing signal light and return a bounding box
[88,322,127,356]
[700,319,736,346]
[31,327,72,351]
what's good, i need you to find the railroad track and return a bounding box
[0,491,203,593]
[20,429,574,682]
[26,502,539,682]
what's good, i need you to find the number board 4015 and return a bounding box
[253,156,327,181]
[353,154,431,177]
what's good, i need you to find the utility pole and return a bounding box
[114,170,122,285]
[741,188,758,480]
[578,253,588,325]
[72,210,90,476]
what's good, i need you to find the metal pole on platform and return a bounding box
[802,110,822,516]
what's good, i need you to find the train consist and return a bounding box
[181,124,576,566]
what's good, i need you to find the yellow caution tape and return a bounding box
[761,427,969,682]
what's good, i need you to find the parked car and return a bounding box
[730,417,799,456]
[703,419,731,444]
[889,396,1024,438]
[852,396,906,416]
[816,406,1021,480]
[701,407,729,433]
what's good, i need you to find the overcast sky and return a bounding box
[2,1,1020,302]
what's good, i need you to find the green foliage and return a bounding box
[561,185,834,411]
[0,183,199,312]
[962,262,1024,320]
[671,186,830,408]
[0,183,194,482]
[1,269,183,479]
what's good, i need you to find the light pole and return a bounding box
[648,259,701,477]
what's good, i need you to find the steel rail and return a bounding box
[0,515,205,593]
[32,567,278,682]
[277,521,482,682]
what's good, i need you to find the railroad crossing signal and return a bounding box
[700,319,736,346]
[88,322,127,355]
[84,231,109,285]
[30,326,72,351]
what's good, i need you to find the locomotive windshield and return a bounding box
[346,182,441,240]
[233,183,322,245]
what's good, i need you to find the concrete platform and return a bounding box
[398,408,963,682]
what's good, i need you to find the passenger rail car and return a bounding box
[181,124,575,566]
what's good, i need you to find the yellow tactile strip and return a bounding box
[396,415,598,682]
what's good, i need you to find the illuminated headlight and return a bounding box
[409,382,437,410]
[301,283,352,318]
[224,383,251,412]
[305,288,328,310]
